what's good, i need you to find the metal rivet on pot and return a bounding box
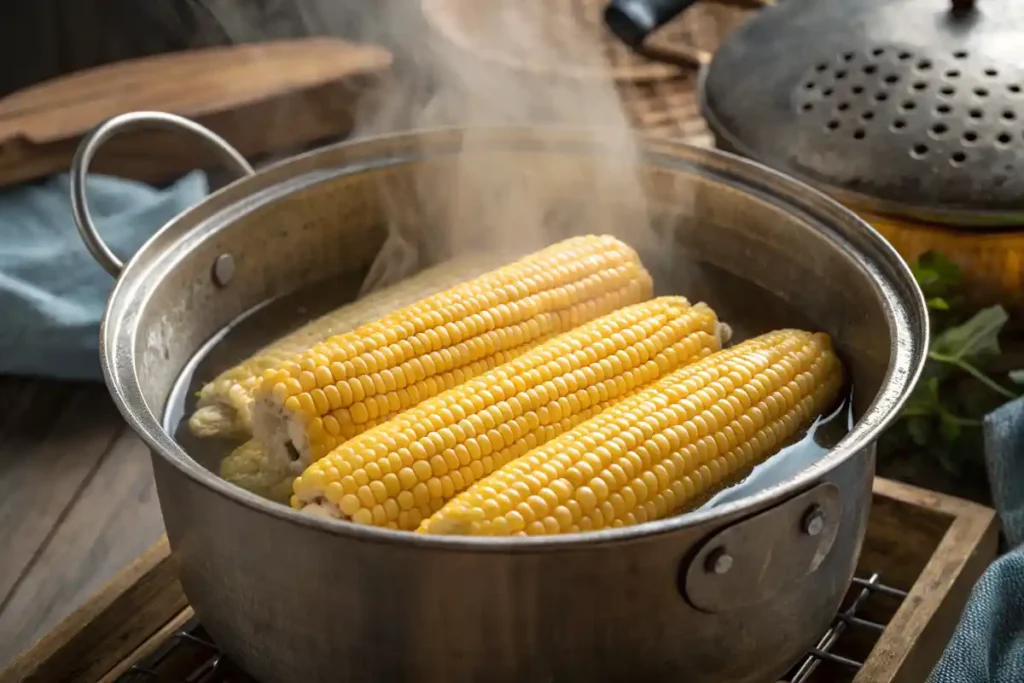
[802,505,826,537]
[213,254,235,287]
[705,547,733,575]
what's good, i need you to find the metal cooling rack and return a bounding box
[785,573,908,683]
[116,573,907,683]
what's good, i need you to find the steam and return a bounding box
[194,0,676,291]
[348,0,657,293]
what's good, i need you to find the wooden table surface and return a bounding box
[0,376,163,669]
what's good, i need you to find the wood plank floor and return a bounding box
[0,376,163,669]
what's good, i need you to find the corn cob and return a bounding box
[420,329,844,536]
[219,439,295,504]
[189,257,497,439]
[252,235,654,475]
[293,296,726,529]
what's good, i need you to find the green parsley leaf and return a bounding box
[931,305,1008,363]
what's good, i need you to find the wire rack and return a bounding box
[114,573,907,683]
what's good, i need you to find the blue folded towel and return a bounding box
[928,396,1024,683]
[0,172,208,380]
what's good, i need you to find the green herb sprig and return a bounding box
[879,252,1022,477]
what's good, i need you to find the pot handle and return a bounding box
[604,0,773,67]
[681,482,843,613]
[70,111,255,278]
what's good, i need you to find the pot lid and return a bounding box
[701,0,1024,225]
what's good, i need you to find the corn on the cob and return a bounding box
[292,296,726,529]
[420,329,844,536]
[252,235,654,475]
[188,257,497,439]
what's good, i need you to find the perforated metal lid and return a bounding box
[701,0,1024,225]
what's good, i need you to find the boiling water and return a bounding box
[165,258,853,517]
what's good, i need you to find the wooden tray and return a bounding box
[0,477,997,683]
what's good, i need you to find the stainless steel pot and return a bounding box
[71,111,927,683]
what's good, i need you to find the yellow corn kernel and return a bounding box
[420,329,844,536]
[188,257,497,439]
[253,235,654,473]
[292,296,725,527]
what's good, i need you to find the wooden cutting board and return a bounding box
[0,38,393,187]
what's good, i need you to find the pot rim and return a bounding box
[98,124,928,550]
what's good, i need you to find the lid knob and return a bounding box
[950,0,976,13]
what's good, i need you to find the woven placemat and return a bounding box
[621,73,713,146]
[421,0,746,83]
[421,0,749,145]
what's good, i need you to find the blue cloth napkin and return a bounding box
[0,172,208,380]
[928,396,1024,683]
